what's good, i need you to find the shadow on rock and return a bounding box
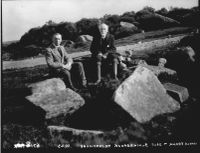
[3,97,46,127]
[64,99,135,131]
[172,98,200,142]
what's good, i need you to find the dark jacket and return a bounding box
[90,33,116,56]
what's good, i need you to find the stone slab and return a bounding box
[26,78,85,119]
[163,83,189,103]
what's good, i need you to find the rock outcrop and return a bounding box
[79,35,93,42]
[120,21,137,29]
[113,66,180,123]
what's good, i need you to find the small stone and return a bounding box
[158,58,167,67]
[163,83,189,103]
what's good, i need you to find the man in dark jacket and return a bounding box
[90,23,119,84]
[45,33,87,91]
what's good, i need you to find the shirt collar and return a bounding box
[52,43,61,49]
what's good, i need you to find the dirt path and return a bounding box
[2,35,186,70]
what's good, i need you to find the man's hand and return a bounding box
[102,54,107,59]
[97,53,103,57]
[63,63,72,70]
[97,53,107,59]
[120,62,127,69]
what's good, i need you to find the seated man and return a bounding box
[90,23,119,84]
[45,33,87,91]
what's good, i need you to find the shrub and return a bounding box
[2,52,12,61]
[135,10,179,31]
[120,17,136,24]
[73,41,88,49]
[115,26,139,39]
[76,18,99,36]
[156,8,168,16]
[21,45,42,58]
[20,22,79,48]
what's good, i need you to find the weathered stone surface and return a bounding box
[120,21,137,29]
[48,125,103,136]
[47,126,104,146]
[26,78,66,99]
[163,83,189,103]
[79,35,93,42]
[113,66,180,123]
[26,78,85,119]
[140,64,178,82]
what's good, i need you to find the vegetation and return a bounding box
[2,6,199,61]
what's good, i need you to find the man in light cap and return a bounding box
[90,23,119,84]
[45,33,87,91]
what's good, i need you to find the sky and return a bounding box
[2,0,198,42]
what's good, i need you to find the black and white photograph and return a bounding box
[1,0,200,151]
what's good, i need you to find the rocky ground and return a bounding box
[2,32,200,150]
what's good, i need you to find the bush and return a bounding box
[156,8,168,16]
[21,45,42,58]
[115,26,139,39]
[20,22,79,48]
[120,17,136,24]
[12,45,42,60]
[135,10,180,31]
[2,52,12,61]
[166,7,199,27]
[76,18,99,36]
[73,41,88,49]
[56,22,78,41]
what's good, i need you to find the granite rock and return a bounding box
[113,66,180,123]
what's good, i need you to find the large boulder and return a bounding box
[79,35,93,42]
[120,21,137,29]
[113,66,180,123]
[26,78,85,120]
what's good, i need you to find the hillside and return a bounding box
[2,27,193,70]
[2,6,198,61]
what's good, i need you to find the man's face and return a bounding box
[53,34,62,46]
[99,25,108,38]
